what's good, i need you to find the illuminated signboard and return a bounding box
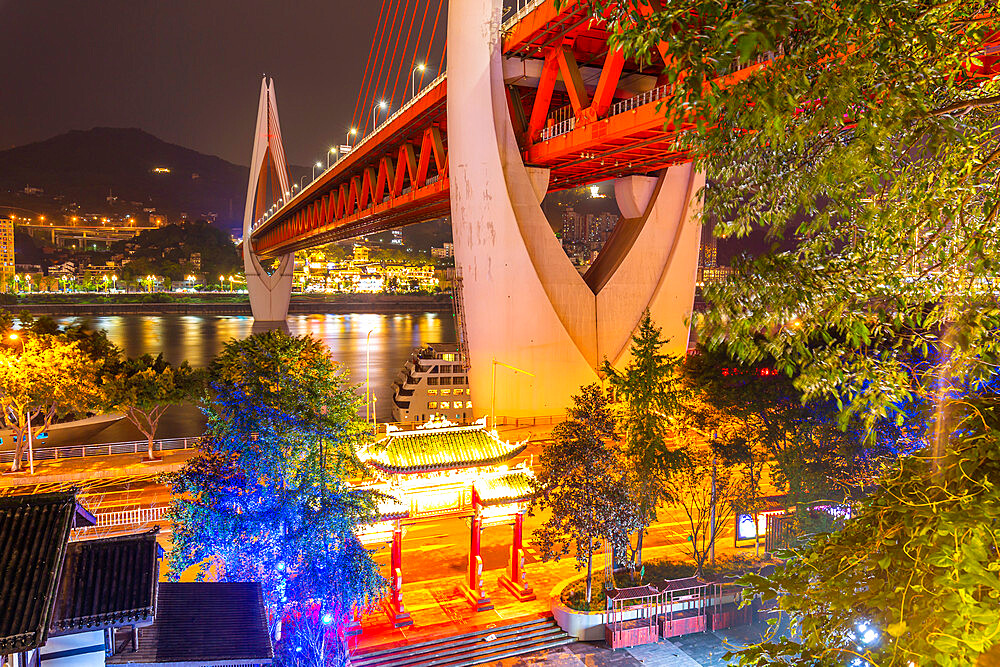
[734,510,785,548]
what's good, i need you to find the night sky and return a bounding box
[0,0,447,167]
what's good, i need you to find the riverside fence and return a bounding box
[0,436,200,465]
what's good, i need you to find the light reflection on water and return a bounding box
[55,313,455,443]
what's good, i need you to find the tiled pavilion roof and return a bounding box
[0,493,78,655]
[51,530,162,635]
[363,424,526,474]
[474,472,535,506]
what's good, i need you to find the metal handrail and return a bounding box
[502,0,548,31]
[0,436,200,465]
[537,50,782,142]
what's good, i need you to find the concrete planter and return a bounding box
[550,577,747,641]
[552,602,612,641]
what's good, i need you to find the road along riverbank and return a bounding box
[4,293,453,316]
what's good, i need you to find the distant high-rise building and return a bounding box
[0,217,13,292]
[699,222,717,269]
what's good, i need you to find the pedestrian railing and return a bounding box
[0,436,200,465]
[502,0,547,31]
[93,505,170,528]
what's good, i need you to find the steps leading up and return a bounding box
[348,616,574,667]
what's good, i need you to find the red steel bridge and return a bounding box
[247,0,778,257]
[249,1,1000,258]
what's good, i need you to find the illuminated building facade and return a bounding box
[354,417,535,628]
[0,217,12,291]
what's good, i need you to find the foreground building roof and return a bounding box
[107,582,273,667]
[51,530,162,636]
[363,421,527,474]
[0,492,81,655]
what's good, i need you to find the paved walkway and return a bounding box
[0,448,193,491]
[348,533,752,653]
[495,619,792,666]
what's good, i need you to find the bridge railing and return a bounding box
[253,72,449,233]
[502,0,548,30]
[0,436,200,465]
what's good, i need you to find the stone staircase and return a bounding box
[348,616,574,667]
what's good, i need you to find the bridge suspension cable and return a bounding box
[407,0,433,97]
[388,0,420,106]
[368,0,406,129]
[423,0,446,86]
[351,0,389,134]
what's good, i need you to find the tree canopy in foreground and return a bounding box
[592,0,1000,662]
[599,0,1000,427]
[168,331,383,667]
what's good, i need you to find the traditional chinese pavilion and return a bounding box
[354,417,536,627]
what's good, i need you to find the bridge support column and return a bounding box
[447,0,704,418]
[242,77,294,323]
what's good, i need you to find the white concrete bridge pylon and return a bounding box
[447,0,704,418]
[242,78,294,322]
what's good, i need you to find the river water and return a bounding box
[54,313,456,444]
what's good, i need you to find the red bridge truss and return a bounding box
[250,0,1000,257]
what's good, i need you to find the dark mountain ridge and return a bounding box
[0,127,257,230]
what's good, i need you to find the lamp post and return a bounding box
[411,63,426,99]
[312,161,323,180]
[710,430,718,567]
[8,333,34,475]
[365,329,374,426]
[371,100,387,134]
[327,147,338,168]
[346,127,357,149]
[490,359,535,430]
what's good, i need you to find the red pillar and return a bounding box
[385,522,412,627]
[499,511,535,601]
[462,512,493,612]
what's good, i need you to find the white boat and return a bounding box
[0,412,126,449]
[391,343,473,425]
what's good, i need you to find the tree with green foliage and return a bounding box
[603,311,686,566]
[587,0,1000,661]
[530,383,642,603]
[597,0,1000,429]
[682,348,900,539]
[733,390,1000,666]
[103,353,203,461]
[0,333,100,472]
[168,331,384,667]
[667,447,743,576]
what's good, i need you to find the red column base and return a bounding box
[498,574,535,602]
[383,599,413,628]
[459,584,494,613]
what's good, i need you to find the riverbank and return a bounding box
[3,293,454,316]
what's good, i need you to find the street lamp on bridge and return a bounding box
[371,100,388,134]
[328,146,338,168]
[312,161,323,180]
[346,127,357,149]
[412,63,426,99]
